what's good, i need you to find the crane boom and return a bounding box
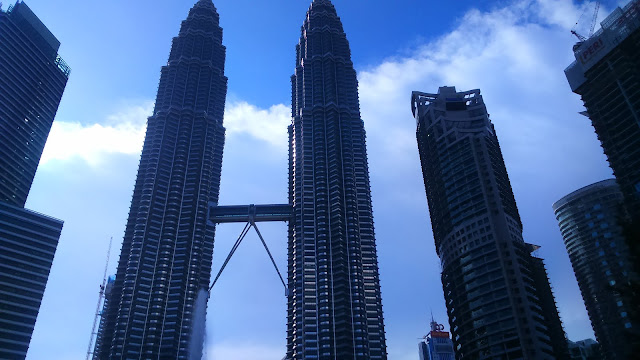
[589,1,601,37]
[85,237,113,360]
[571,1,601,41]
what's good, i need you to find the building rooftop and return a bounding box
[552,178,618,211]
[565,0,640,90]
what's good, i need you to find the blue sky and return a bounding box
[5,0,625,359]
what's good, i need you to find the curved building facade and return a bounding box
[565,0,640,221]
[553,179,636,360]
[95,1,227,358]
[287,1,387,358]
[412,87,559,359]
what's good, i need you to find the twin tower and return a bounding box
[94,1,387,359]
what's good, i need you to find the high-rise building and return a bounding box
[418,318,455,360]
[95,1,227,358]
[411,87,562,359]
[287,1,387,358]
[529,252,570,359]
[0,1,70,208]
[0,2,68,359]
[564,0,640,223]
[0,202,63,359]
[553,179,636,359]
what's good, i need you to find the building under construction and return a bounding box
[565,0,640,229]
[564,1,640,358]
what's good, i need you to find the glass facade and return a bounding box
[412,87,561,359]
[553,179,636,359]
[287,1,386,358]
[418,319,455,360]
[0,202,63,359]
[0,3,67,359]
[95,1,227,358]
[0,1,69,208]
[565,0,640,223]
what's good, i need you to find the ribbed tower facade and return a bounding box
[96,1,226,358]
[553,179,636,360]
[412,87,560,359]
[287,1,387,358]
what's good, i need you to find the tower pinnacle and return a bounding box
[287,1,387,359]
[94,1,228,358]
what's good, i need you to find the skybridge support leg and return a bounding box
[251,221,288,297]
[208,222,289,297]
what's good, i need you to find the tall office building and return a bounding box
[553,179,636,359]
[411,87,561,359]
[95,1,227,358]
[0,203,63,359]
[418,318,455,360]
[529,252,570,359]
[565,0,640,223]
[0,2,68,359]
[0,1,69,208]
[287,0,387,358]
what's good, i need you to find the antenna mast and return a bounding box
[85,237,113,360]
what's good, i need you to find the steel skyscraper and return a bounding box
[0,2,68,358]
[287,1,387,358]
[412,87,561,359]
[564,3,640,352]
[565,0,640,235]
[0,1,69,207]
[95,1,227,358]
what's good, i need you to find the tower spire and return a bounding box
[93,1,228,358]
[287,1,387,358]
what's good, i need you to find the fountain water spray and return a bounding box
[188,288,209,360]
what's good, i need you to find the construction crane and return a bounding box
[85,237,113,360]
[571,1,601,41]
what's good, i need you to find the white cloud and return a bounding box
[31,2,610,358]
[40,102,152,166]
[357,0,607,183]
[356,0,608,348]
[224,101,290,149]
[40,101,291,167]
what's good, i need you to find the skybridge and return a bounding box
[208,203,292,223]
[207,203,293,296]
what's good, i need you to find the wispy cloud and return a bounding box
[358,0,607,185]
[357,0,607,350]
[40,102,152,166]
[40,101,291,167]
[224,101,290,148]
[31,3,608,359]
